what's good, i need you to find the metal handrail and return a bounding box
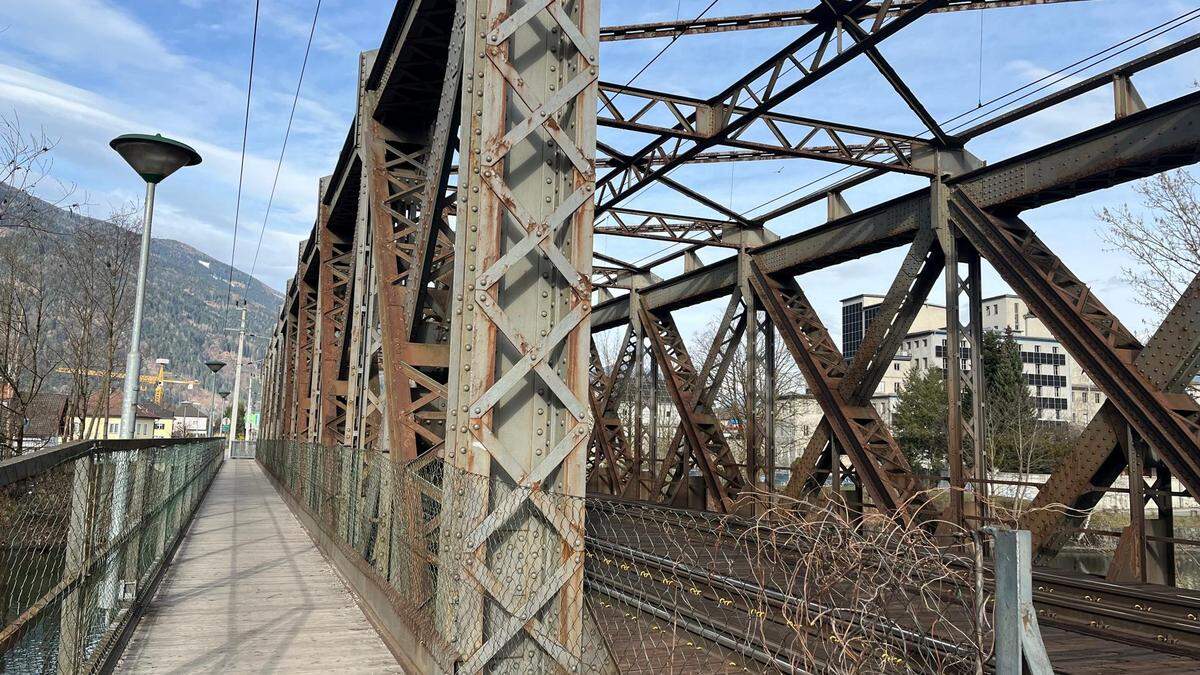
[0,437,222,488]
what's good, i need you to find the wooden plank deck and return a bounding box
[117,460,404,674]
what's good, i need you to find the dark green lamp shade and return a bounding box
[110,133,202,183]
[219,390,231,399]
[205,360,227,374]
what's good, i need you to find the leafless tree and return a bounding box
[55,207,139,439]
[0,229,63,457]
[688,315,806,484]
[1,113,76,232]
[1098,169,1200,323]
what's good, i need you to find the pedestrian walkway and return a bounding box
[118,460,404,674]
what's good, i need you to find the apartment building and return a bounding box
[840,293,1105,425]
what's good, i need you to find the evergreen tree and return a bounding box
[892,366,948,473]
[981,330,1040,471]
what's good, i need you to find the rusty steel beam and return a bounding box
[1028,274,1200,556]
[597,81,933,175]
[592,90,1200,331]
[435,0,601,669]
[786,227,943,495]
[595,0,945,216]
[640,303,749,512]
[587,329,644,498]
[948,190,1200,508]
[747,259,922,522]
[598,1,1089,42]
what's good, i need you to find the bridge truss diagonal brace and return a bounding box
[587,319,645,499]
[747,259,922,524]
[639,300,750,512]
[788,225,944,494]
[436,0,602,672]
[946,190,1200,517]
[1028,269,1200,556]
[644,290,749,507]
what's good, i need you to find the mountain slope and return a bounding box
[0,182,283,403]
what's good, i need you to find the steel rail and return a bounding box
[586,577,804,672]
[587,535,975,663]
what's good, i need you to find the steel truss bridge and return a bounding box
[7,1,1200,673]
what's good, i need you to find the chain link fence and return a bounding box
[0,438,222,674]
[258,440,990,673]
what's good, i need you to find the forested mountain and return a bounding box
[0,183,282,409]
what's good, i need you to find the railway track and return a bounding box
[585,497,1200,667]
[585,533,981,673]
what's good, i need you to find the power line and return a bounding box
[742,7,1200,219]
[249,0,323,281]
[616,9,1200,269]
[224,0,262,309]
[606,0,722,100]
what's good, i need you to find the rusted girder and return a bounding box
[639,304,748,512]
[597,81,932,176]
[1027,270,1200,557]
[588,329,644,498]
[598,1,1089,42]
[647,291,750,507]
[595,0,945,216]
[787,227,944,495]
[747,259,922,523]
[948,190,1200,506]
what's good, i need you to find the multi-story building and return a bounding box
[840,293,1106,426]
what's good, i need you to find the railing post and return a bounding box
[58,455,97,675]
[121,450,151,604]
[992,528,1053,674]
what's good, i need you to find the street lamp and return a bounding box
[110,133,201,439]
[219,390,231,436]
[204,360,226,437]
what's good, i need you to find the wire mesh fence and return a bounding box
[0,439,222,674]
[258,440,989,673]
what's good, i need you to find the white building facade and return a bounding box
[841,293,1106,426]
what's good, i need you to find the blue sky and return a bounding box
[1,0,1198,345]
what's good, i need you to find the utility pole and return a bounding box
[243,366,255,443]
[226,301,247,460]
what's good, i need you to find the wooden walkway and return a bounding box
[118,460,404,674]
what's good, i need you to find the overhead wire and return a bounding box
[741,6,1200,219]
[249,0,323,282]
[224,0,262,309]
[616,7,1200,267]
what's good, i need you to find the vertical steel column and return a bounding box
[342,159,373,448]
[1126,428,1147,581]
[993,529,1053,674]
[743,254,760,496]
[933,175,966,527]
[648,351,658,487]
[764,317,776,501]
[438,0,599,671]
[966,252,988,524]
[632,307,646,498]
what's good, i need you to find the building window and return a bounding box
[1094,392,1101,403]
[842,302,865,360]
[894,382,900,393]
[108,423,119,434]
[893,362,900,371]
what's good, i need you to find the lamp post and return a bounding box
[204,360,226,437]
[219,390,231,436]
[101,134,199,621]
[110,133,202,439]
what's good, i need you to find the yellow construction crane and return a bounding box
[56,358,200,405]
